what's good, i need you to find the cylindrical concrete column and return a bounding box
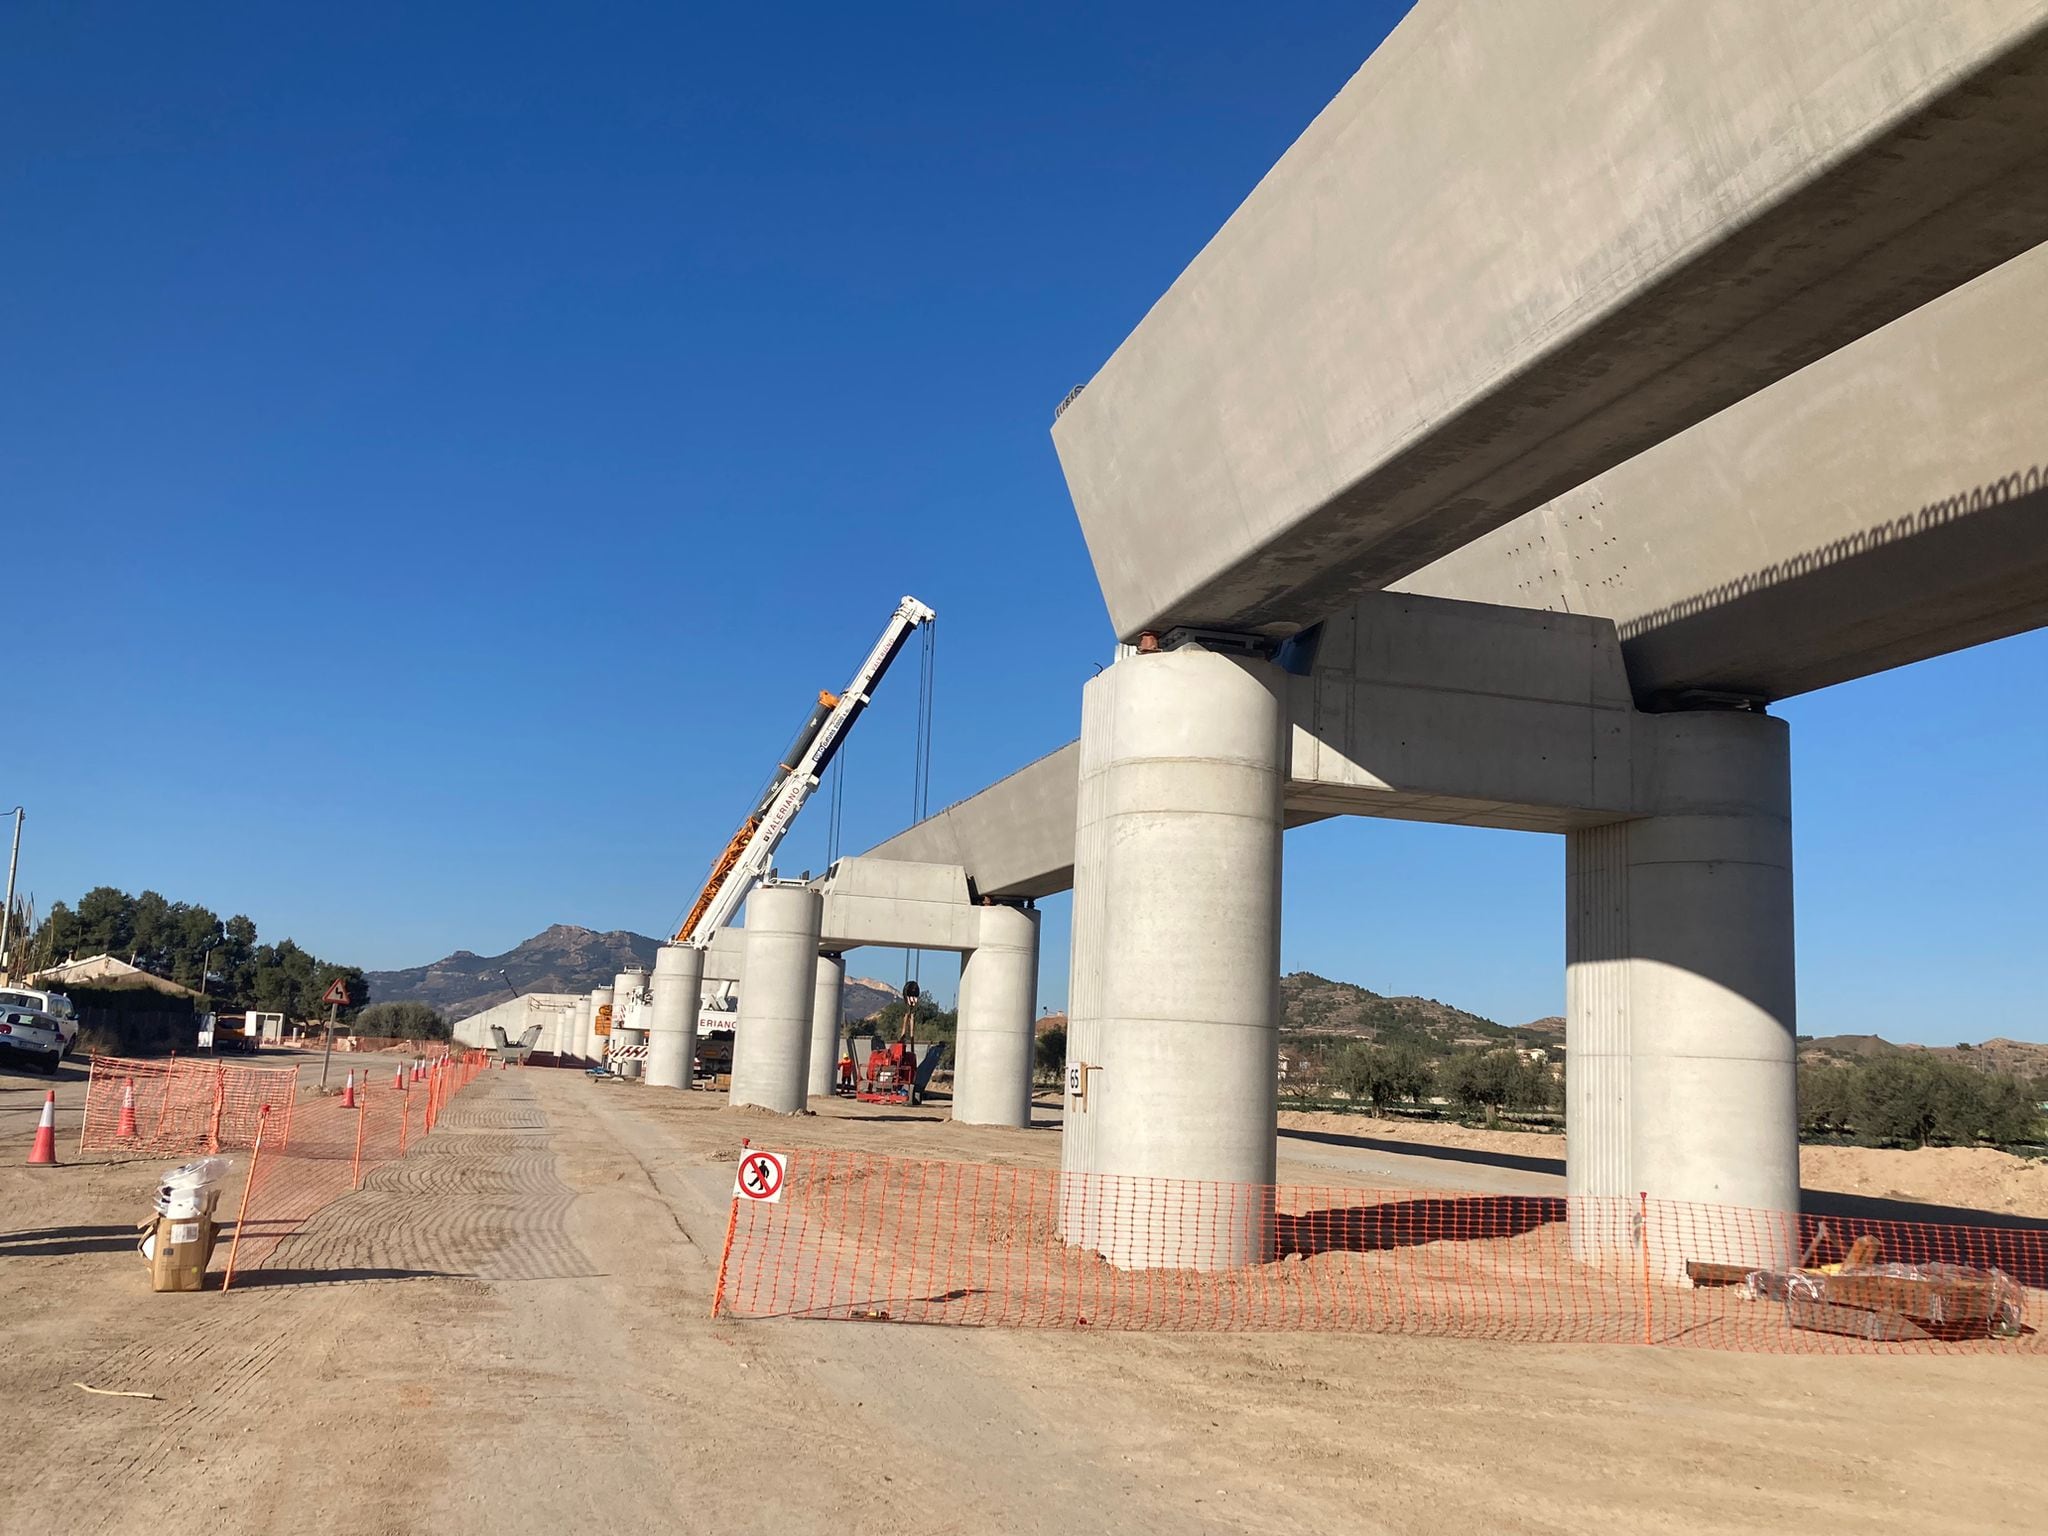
[729,884,823,1113]
[570,996,592,1065]
[647,944,704,1089]
[1629,710,1798,1278]
[806,954,845,1099]
[1565,821,1633,1262]
[953,904,1039,1128]
[1058,646,1287,1270]
[612,968,648,1079]
[586,985,614,1067]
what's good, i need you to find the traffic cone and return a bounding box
[117,1078,139,1139]
[27,1090,57,1165]
[393,1065,406,1092]
[341,1070,357,1109]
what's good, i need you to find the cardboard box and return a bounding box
[147,1213,218,1293]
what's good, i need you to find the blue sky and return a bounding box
[4,2,2042,1045]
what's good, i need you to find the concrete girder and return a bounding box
[814,859,982,952]
[1052,0,2048,640]
[861,745,1079,900]
[1400,243,2048,704]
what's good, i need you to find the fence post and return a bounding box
[399,1090,412,1155]
[207,1065,226,1154]
[220,1105,270,1294]
[709,1138,749,1320]
[1639,1191,1653,1346]
[352,1098,369,1191]
[76,1057,98,1158]
[153,1053,176,1141]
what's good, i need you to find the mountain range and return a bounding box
[365,924,900,1023]
[368,940,2044,1080]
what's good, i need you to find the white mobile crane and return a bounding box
[675,594,936,954]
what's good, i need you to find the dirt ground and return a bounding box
[4,1061,2046,1535]
[1273,1107,2048,1220]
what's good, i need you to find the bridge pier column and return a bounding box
[647,944,703,1089]
[1058,645,1287,1270]
[566,996,592,1066]
[806,954,845,1098]
[730,884,823,1113]
[612,968,648,1079]
[586,985,614,1068]
[952,904,1040,1128]
[1568,710,1799,1277]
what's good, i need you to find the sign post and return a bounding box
[710,1141,788,1319]
[319,976,351,1088]
[734,1147,786,1203]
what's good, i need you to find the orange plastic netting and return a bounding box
[80,1055,299,1156]
[218,1050,494,1288]
[713,1150,2045,1354]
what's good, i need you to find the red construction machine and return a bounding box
[855,982,924,1105]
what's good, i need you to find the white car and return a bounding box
[0,989,78,1057]
[0,1005,68,1073]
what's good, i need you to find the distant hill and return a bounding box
[1800,1032,2048,1081]
[842,976,901,1024]
[1280,971,1550,1054]
[366,925,662,1019]
[368,925,906,1025]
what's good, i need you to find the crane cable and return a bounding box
[903,618,937,998]
[825,738,847,868]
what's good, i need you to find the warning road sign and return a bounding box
[734,1148,786,1203]
[321,977,351,1007]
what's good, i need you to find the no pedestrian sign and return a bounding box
[734,1148,786,1203]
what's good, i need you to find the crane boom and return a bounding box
[674,594,936,947]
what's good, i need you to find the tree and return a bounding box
[1334,1042,1435,1111]
[354,1001,447,1041]
[1851,1057,1943,1146]
[1798,1055,2044,1148]
[1035,1027,1066,1078]
[73,886,136,957]
[1441,1048,1557,1115]
[1797,1063,1856,1136]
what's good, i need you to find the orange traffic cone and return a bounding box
[341,1070,357,1109]
[27,1090,57,1166]
[116,1078,139,1139]
[393,1065,406,1092]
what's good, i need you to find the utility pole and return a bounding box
[1,806,21,977]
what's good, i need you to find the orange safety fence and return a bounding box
[711,1151,2047,1355]
[80,1055,300,1156]
[219,1049,494,1290]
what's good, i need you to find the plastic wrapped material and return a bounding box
[155,1156,230,1219]
[1745,1261,2022,1338]
[1740,1268,1795,1303]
